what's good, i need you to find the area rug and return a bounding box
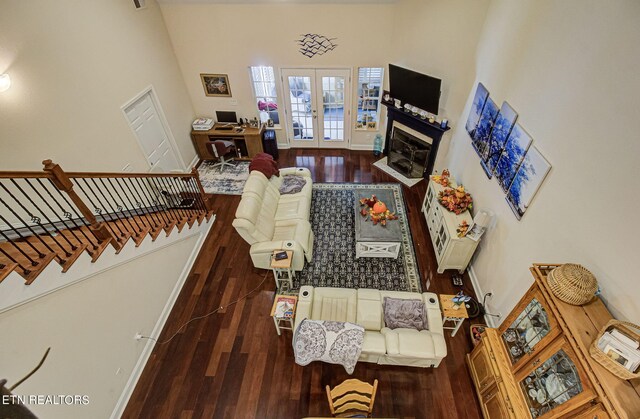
[373,157,423,188]
[197,161,249,195]
[295,183,421,293]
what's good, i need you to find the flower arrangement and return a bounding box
[438,185,473,214]
[359,195,398,226]
[430,168,451,187]
[456,220,470,237]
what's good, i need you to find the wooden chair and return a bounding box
[325,378,378,418]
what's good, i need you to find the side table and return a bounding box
[270,294,298,336]
[439,294,469,337]
[271,250,294,290]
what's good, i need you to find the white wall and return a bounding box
[0,234,200,418]
[0,0,196,172]
[160,3,396,149]
[447,0,640,323]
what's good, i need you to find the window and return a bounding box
[249,66,280,127]
[356,67,383,130]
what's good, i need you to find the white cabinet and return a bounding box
[422,179,479,273]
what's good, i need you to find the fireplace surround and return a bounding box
[382,102,450,178]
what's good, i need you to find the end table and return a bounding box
[270,294,298,336]
[271,250,294,290]
[439,294,469,337]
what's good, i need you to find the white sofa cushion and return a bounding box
[310,288,357,323]
[356,289,383,331]
[382,328,436,359]
[362,331,386,355]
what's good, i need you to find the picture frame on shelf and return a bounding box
[200,73,232,97]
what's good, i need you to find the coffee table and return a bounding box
[354,188,402,259]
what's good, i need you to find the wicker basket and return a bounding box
[590,319,640,380]
[547,264,598,305]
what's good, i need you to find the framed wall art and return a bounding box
[465,82,489,138]
[506,146,552,220]
[472,96,498,158]
[494,123,533,192]
[200,73,232,97]
[481,101,518,178]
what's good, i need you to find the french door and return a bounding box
[281,68,351,148]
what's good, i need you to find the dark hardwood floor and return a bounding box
[123,149,483,419]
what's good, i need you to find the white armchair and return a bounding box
[232,168,314,270]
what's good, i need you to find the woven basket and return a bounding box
[547,264,598,305]
[590,319,640,380]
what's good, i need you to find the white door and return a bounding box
[281,68,351,148]
[124,91,182,172]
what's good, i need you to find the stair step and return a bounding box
[88,238,112,262]
[113,232,132,254]
[60,243,89,273]
[163,220,177,236]
[0,262,19,283]
[176,217,188,233]
[132,226,152,247]
[22,253,57,285]
[196,212,206,225]
[149,226,164,241]
[206,210,214,221]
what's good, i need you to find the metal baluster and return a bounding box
[0,246,28,273]
[74,179,124,239]
[38,178,99,250]
[96,178,139,234]
[0,227,41,267]
[107,178,144,233]
[149,177,181,223]
[23,179,83,251]
[160,176,189,220]
[118,178,153,230]
[136,177,171,225]
[5,180,74,257]
[166,176,191,220]
[0,191,59,259]
[185,177,206,214]
[131,178,167,227]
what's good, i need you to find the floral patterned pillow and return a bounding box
[383,297,428,331]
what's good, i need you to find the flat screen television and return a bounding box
[388,64,441,115]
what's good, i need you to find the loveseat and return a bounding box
[232,167,314,271]
[294,286,447,368]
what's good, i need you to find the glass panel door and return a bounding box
[282,68,350,149]
[316,69,350,147]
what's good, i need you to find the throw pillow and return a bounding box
[383,297,428,331]
[249,153,279,178]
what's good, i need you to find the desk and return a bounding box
[439,294,469,337]
[191,123,265,161]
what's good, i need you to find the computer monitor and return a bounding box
[216,111,238,124]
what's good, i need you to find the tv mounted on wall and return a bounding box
[388,64,441,115]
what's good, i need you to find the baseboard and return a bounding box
[350,143,374,151]
[187,154,199,170]
[109,215,215,419]
[277,142,291,149]
[467,264,499,328]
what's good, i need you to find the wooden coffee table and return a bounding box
[354,188,402,259]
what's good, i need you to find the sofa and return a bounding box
[294,286,447,368]
[233,167,314,271]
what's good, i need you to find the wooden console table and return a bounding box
[191,123,265,161]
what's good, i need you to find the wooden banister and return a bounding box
[191,167,214,211]
[65,172,193,179]
[42,160,119,248]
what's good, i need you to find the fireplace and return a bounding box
[388,123,433,178]
[381,103,451,179]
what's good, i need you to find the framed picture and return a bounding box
[466,82,489,137]
[506,146,552,220]
[200,73,232,97]
[472,97,498,158]
[481,101,518,178]
[494,123,533,192]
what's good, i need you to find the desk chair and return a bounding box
[206,140,236,173]
[326,378,378,418]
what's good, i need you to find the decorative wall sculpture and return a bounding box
[295,34,338,58]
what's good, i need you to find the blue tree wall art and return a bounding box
[472,97,499,157]
[494,123,532,192]
[465,82,489,137]
[506,146,552,220]
[480,101,518,178]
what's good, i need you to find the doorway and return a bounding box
[281,69,351,148]
[123,88,184,172]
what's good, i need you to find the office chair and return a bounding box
[326,378,378,418]
[206,140,236,173]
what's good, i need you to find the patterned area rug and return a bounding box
[295,183,422,293]
[198,161,249,195]
[373,157,424,187]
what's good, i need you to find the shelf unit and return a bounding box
[467,264,640,419]
[422,178,478,273]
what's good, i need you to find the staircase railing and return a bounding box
[0,160,212,284]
